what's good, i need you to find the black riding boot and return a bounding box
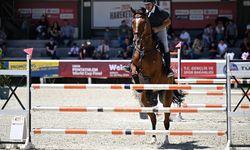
[163,52,174,77]
[132,74,142,93]
[132,74,140,84]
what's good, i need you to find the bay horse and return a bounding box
[130,7,182,145]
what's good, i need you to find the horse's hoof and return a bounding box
[164,135,169,145]
[136,90,143,93]
[149,137,157,144]
[175,114,184,122]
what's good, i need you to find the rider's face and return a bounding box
[144,3,153,11]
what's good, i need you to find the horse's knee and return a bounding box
[145,90,158,107]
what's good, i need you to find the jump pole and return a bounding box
[33,129,226,136]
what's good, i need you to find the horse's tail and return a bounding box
[172,79,185,104]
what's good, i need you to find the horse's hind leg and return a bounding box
[141,91,157,143]
[162,90,173,145]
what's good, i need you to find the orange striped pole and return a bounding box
[31,84,225,90]
[183,91,250,96]
[175,79,250,84]
[33,128,226,136]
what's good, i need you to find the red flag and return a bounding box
[24,48,33,56]
[175,42,182,48]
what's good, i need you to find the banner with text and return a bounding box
[172,1,236,29]
[59,61,130,78]
[8,61,59,77]
[15,0,78,26]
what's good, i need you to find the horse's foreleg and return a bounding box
[131,51,139,75]
[163,90,173,145]
[147,112,157,144]
[141,92,157,144]
[163,112,170,144]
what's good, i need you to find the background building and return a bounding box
[0,0,249,39]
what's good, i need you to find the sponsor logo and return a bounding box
[109,64,124,71]
[223,63,238,74]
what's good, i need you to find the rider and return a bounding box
[125,0,174,78]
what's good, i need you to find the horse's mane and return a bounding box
[131,7,147,17]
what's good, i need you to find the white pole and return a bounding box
[88,78,92,84]
[226,54,232,147]
[176,48,183,121]
[26,55,30,141]
[177,48,181,80]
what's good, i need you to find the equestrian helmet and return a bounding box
[143,0,155,4]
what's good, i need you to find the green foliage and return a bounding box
[0,75,11,87]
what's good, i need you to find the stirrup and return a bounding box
[167,71,174,77]
[123,65,131,72]
[166,68,174,77]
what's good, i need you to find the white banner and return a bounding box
[92,1,143,28]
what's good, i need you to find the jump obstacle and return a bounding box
[1,53,250,149]
[175,79,250,84]
[33,129,226,136]
[32,106,226,113]
[32,84,225,90]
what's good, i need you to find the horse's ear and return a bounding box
[130,7,136,14]
[141,7,147,14]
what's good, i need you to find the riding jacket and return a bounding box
[147,5,170,28]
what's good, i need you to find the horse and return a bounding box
[130,7,183,145]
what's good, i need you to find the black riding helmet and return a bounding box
[143,0,156,4]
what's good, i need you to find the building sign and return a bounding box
[172,1,236,29]
[15,0,78,26]
[92,1,143,28]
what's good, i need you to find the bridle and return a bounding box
[132,15,146,53]
[132,14,154,55]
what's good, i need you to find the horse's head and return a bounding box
[130,7,152,51]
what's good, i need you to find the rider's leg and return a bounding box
[156,29,174,76]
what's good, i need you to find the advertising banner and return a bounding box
[172,2,237,29]
[15,0,78,26]
[5,59,248,79]
[59,61,130,78]
[180,62,217,78]
[8,61,59,77]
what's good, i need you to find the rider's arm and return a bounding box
[152,18,171,33]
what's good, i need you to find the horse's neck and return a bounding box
[142,19,156,51]
[142,31,155,51]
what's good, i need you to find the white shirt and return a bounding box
[180,31,191,44]
[147,5,156,17]
[218,43,227,55]
[97,44,109,53]
[69,46,79,54]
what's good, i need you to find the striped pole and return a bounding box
[175,79,250,84]
[170,52,178,56]
[181,103,250,109]
[32,106,226,113]
[33,128,226,136]
[32,84,225,90]
[183,91,250,96]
